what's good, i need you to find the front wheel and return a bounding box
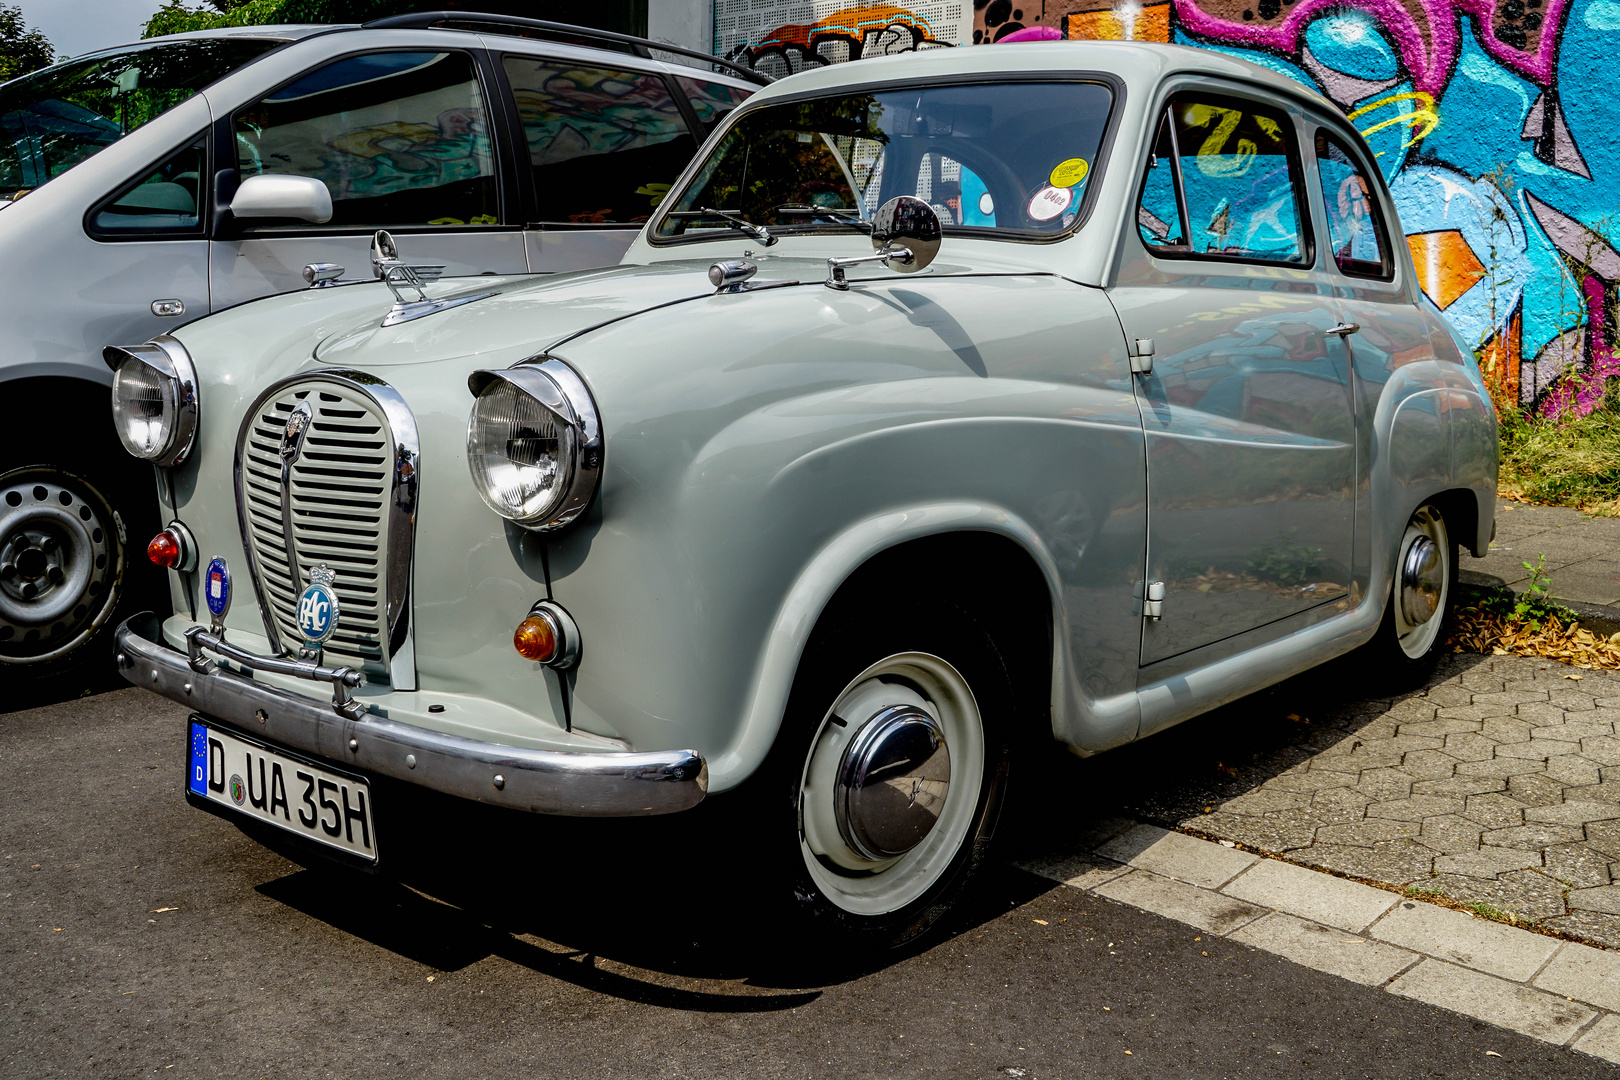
[768,598,1013,950]
[1359,502,1457,688]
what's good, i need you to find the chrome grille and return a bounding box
[237,379,395,675]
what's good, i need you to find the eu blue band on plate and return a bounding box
[189,721,208,795]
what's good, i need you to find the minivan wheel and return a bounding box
[1360,502,1457,688]
[0,466,127,670]
[767,597,1013,951]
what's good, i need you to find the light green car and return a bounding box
[108,40,1497,946]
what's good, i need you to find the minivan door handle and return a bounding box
[1327,322,1360,337]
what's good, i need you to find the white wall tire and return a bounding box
[1359,501,1458,688]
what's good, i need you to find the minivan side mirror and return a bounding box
[228,174,333,223]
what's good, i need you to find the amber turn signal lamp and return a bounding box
[513,613,558,663]
[512,600,581,669]
[147,529,183,568]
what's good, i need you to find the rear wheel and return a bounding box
[763,597,1013,950]
[1360,502,1456,688]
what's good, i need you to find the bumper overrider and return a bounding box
[114,614,707,817]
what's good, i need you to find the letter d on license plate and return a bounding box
[189,719,378,863]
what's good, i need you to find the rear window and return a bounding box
[0,38,279,200]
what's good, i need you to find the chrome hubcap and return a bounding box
[0,470,120,664]
[1400,535,1442,626]
[1393,506,1450,661]
[835,705,951,861]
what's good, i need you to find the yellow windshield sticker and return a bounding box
[1049,158,1090,188]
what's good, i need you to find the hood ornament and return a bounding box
[369,229,497,327]
[280,400,313,465]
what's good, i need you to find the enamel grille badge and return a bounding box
[280,400,314,465]
[204,556,231,631]
[297,564,340,650]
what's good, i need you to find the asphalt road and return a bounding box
[3,686,1616,1079]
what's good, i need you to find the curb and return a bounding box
[1459,572,1620,638]
[1019,821,1620,1064]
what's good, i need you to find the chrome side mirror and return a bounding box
[228,174,332,223]
[825,196,942,290]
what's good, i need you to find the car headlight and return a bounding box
[466,358,602,531]
[102,337,199,466]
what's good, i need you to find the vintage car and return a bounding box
[0,13,756,682]
[108,40,1496,946]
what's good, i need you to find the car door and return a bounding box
[209,48,527,310]
[494,52,706,271]
[1109,88,1358,666]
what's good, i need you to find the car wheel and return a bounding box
[1362,502,1456,687]
[0,465,133,678]
[770,597,1013,950]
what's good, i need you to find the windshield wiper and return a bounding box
[774,205,874,234]
[665,207,777,246]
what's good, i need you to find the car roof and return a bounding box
[742,39,1335,114]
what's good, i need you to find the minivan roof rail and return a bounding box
[361,11,772,85]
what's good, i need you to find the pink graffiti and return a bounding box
[1174,0,1571,95]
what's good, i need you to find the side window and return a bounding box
[89,140,204,234]
[233,52,497,229]
[1137,113,1186,250]
[674,76,751,135]
[504,57,696,225]
[1164,96,1306,264]
[1315,130,1391,279]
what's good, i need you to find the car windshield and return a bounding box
[654,80,1114,243]
[0,37,281,201]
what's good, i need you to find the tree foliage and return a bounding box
[0,3,56,81]
[141,1,607,38]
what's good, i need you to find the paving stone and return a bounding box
[1217,789,1314,816]
[1430,848,1543,879]
[1386,698,1440,723]
[1353,768,1416,801]
[1016,853,1131,891]
[1188,812,1317,853]
[1310,786,1374,815]
[1482,717,1536,744]
[1456,757,1555,779]
[1314,819,1421,846]
[1394,749,1464,780]
[1547,689,1599,712]
[1524,801,1620,826]
[1459,672,1507,694]
[1564,782,1620,804]
[1366,795,1465,822]
[1095,825,1258,889]
[1462,793,1531,829]
[1472,691,1551,710]
[1411,776,1504,798]
[1369,898,1561,980]
[1421,683,1476,708]
[1545,910,1620,951]
[1581,736,1620,767]
[1440,732,1497,762]
[1415,814,1485,855]
[1538,720,1618,741]
[1437,705,1503,724]
[1568,885,1620,915]
[1293,840,1435,886]
[1222,858,1399,932]
[1482,823,1586,851]
[1266,769,1358,794]
[1586,820,1620,859]
[1543,843,1613,889]
[1423,870,1570,922]
[1545,755,1604,787]
[1229,912,1417,987]
[1571,1014,1620,1065]
[1396,719,1481,741]
[1519,700,1579,725]
[1388,959,1595,1044]
[1505,772,1566,807]
[1496,740,1566,761]
[1092,870,1267,936]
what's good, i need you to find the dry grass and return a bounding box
[1497,386,1620,515]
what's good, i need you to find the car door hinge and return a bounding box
[1137,580,1165,620]
[1129,337,1155,375]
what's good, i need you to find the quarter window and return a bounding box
[504,58,696,225]
[1314,130,1391,279]
[674,75,751,134]
[233,51,497,228]
[89,140,204,234]
[1140,95,1308,264]
[1137,114,1187,251]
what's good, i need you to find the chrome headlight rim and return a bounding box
[102,335,199,466]
[466,357,602,532]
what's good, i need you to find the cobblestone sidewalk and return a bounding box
[1466,497,1620,608]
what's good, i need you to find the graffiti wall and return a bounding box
[714,2,971,77]
[715,0,1620,416]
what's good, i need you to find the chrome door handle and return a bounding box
[1327,322,1360,336]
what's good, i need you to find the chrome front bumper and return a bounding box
[114,615,707,817]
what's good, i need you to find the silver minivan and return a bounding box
[0,14,757,687]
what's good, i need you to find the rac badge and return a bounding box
[204,556,232,630]
[297,564,340,650]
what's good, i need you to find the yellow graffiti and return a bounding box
[1184,104,1253,177]
[1348,92,1439,150]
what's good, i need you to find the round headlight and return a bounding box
[466,359,601,531]
[103,338,199,466]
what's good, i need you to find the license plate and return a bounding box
[188,719,378,863]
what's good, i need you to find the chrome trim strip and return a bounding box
[115,616,707,817]
[231,368,421,688]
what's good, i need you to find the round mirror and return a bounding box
[870,196,941,274]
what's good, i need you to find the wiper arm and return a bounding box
[665,207,777,246]
[774,205,874,234]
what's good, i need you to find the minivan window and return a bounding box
[234,51,498,228]
[503,57,696,225]
[0,38,278,199]
[90,140,203,233]
[674,75,751,133]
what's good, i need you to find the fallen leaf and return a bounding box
[1202,951,1209,956]
[1567,674,1584,680]
[149,907,178,914]
[1124,1050,1133,1055]
[426,976,436,982]
[1486,1050,1502,1057]
[52,928,62,932]
[1103,1006,1111,1011]
[1193,937,1201,942]
[1032,919,1049,926]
